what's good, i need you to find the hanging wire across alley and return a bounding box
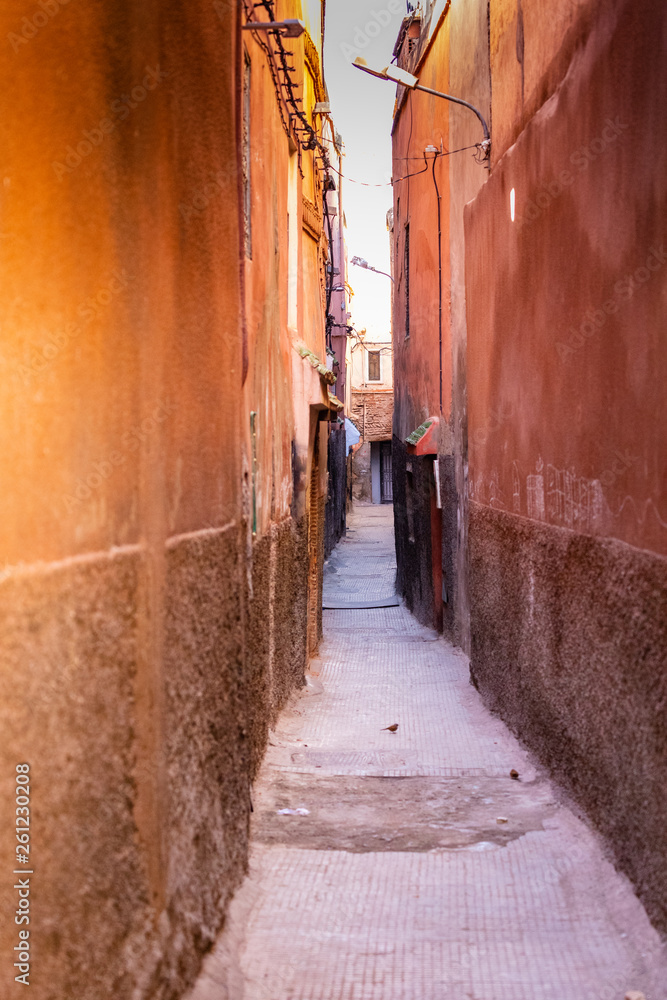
[326,144,484,188]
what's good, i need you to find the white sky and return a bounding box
[324,1,406,340]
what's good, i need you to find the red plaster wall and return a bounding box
[391,20,451,441]
[447,0,493,649]
[490,0,596,165]
[466,0,666,556]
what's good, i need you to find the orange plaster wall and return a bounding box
[243,0,329,536]
[243,24,294,534]
[0,0,243,568]
[0,3,333,996]
[0,5,253,999]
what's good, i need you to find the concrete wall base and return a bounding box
[247,517,308,779]
[0,518,309,999]
[469,501,667,935]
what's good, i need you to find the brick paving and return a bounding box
[188,505,667,1000]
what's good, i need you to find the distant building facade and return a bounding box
[348,329,394,504]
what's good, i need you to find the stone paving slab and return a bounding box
[251,773,559,852]
[237,837,661,1000]
[265,630,531,778]
[321,607,434,633]
[187,506,667,1000]
[321,595,400,605]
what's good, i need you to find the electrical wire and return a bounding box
[327,165,392,187]
[348,329,393,355]
[357,345,393,355]
[259,1,330,160]
[394,145,482,181]
[406,87,414,218]
[327,144,482,188]
[243,1,291,136]
[399,152,430,184]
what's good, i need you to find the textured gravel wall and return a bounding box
[469,502,667,935]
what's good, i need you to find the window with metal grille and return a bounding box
[368,351,381,381]
[404,222,410,338]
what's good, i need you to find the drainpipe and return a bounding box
[428,149,443,414]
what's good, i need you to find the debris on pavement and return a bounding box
[305,674,324,695]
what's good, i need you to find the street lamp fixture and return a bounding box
[353,56,490,154]
[351,256,394,283]
[242,19,305,38]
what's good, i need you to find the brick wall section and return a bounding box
[350,391,394,442]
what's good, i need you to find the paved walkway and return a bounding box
[189,506,666,1000]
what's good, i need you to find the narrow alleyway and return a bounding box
[189,507,666,1000]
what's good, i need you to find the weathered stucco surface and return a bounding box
[351,443,372,503]
[468,0,666,556]
[466,0,667,933]
[489,0,597,164]
[0,549,145,999]
[246,518,309,780]
[0,1,331,997]
[0,3,247,995]
[469,503,667,934]
[447,0,492,650]
[391,18,451,443]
